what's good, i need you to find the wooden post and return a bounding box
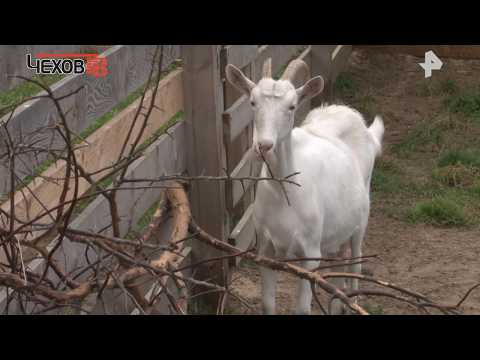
[181,45,229,312]
[310,45,336,107]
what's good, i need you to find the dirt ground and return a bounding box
[226,48,480,315]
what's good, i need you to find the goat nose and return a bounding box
[258,141,273,153]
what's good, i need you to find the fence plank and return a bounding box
[224,45,258,70]
[228,204,255,266]
[182,45,228,308]
[223,94,250,143]
[295,46,313,126]
[310,45,337,106]
[330,45,353,86]
[0,69,184,255]
[222,48,256,225]
[227,150,262,210]
[0,121,187,314]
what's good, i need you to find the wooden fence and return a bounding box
[0,45,181,195]
[0,45,352,314]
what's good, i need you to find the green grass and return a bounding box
[416,78,458,98]
[362,303,385,315]
[371,168,403,194]
[444,88,480,121]
[391,119,444,157]
[407,147,480,227]
[437,149,480,169]
[407,195,468,227]
[432,165,478,188]
[439,79,459,96]
[332,56,480,230]
[351,94,377,120]
[0,74,65,118]
[334,72,358,99]
[470,185,480,197]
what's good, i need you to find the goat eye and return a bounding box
[250,101,256,107]
[289,105,296,111]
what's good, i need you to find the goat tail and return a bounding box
[368,115,384,157]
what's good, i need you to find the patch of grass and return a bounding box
[0,74,65,118]
[407,195,468,227]
[404,178,444,198]
[362,303,385,315]
[437,149,480,169]
[334,72,358,99]
[416,78,458,98]
[352,94,376,120]
[445,88,480,121]
[371,168,403,194]
[416,80,435,97]
[439,79,458,96]
[239,258,257,270]
[375,157,403,174]
[432,164,478,188]
[470,184,480,197]
[188,299,218,315]
[371,158,443,202]
[392,119,444,157]
[433,113,471,133]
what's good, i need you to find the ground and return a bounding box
[226,47,480,315]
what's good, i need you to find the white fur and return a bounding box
[225,64,384,315]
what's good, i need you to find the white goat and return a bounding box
[226,58,384,315]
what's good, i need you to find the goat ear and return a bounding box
[226,64,255,95]
[296,76,325,104]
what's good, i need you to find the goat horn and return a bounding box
[262,58,272,78]
[280,59,310,85]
